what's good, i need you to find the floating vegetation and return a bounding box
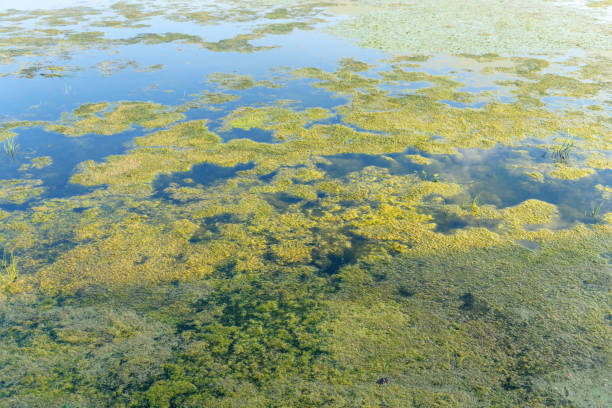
[0,1,610,406]
[207,72,281,90]
[327,0,612,55]
[196,91,240,105]
[549,164,596,180]
[0,178,44,204]
[19,156,53,171]
[46,101,185,137]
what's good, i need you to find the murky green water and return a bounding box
[0,1,611,407]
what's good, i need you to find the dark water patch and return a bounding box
[459,292,490,316]
[263,191,308,212]
[312,231,369,276]
[515,239,541,252]
[427,206,469,233]
[258,169,279,182]
[152,161,254,200]
[220,126,277,143]
[189,213,242,243]
[316,152,411,178]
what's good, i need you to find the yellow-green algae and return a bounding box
[405,154,432,165]
[0,1,332,75]
[0,158,610,405]
[19,156,53,171]
[62,60,610,202]
[220,103,332,140]
[71,120,220,189]
[207,72,282,90]
[549,164,596,180]
[327,0,612,55]
[46,101,186,137]
[0,179,44,205]
[1,7,611,403]
[196,91,240,105]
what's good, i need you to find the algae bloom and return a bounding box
[0,1,610,407]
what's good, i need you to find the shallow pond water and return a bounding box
[0,1,611,407]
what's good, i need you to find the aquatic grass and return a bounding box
[551,138,575,164]
[470,193,480,213]
[585,203,603,224]
[0,250,17,286]
[2,137,19,160]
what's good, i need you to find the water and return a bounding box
[0,1,610,407]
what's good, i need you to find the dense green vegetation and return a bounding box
[0,1,610,407]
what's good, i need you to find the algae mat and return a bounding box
[0,1,611,407]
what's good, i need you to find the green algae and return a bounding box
[500,199,558,226]
[74,102,110,117]
[0,167,609,405]
[0,128,16,142]
[196,91,240,105]
[59,60,609,204]
[588,0,612,6]
[0,179,44,205]
[71,120,221,188]
[405,154,432,165]
[46,101,185,137]
[221,104,332,140]
[254,21,315,35]
[502,73,607,100]
[0,2,334,76]
[549,164,596,180]
[0,90,610,403]
[327,0,612,56]
[19,156,53,171]
[1,3,611,406]
[207,72,281,90]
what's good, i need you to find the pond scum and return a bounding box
[0,1,611,407]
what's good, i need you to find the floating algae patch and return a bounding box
[70,120,222,191]
[19,156,52,171]
[73,102,110,117]
[500,199,558,227]
[0,128,16,142]
[324,224,612,407]
[0,178,44,205]
[207,72,282,90]
[326,0,612,56]
[253,21,316,35]
[405,154,432,165]
[1,2,611,406]
[46,101,185,137]
[2,146,612,406]
[549,164,596,180]
[220,103,332,140]
[195,91,240,105]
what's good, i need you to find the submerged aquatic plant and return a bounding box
[0,251,17,286]
[585,203,603,224]
[2,137,19,160]
[551,138,575,164]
